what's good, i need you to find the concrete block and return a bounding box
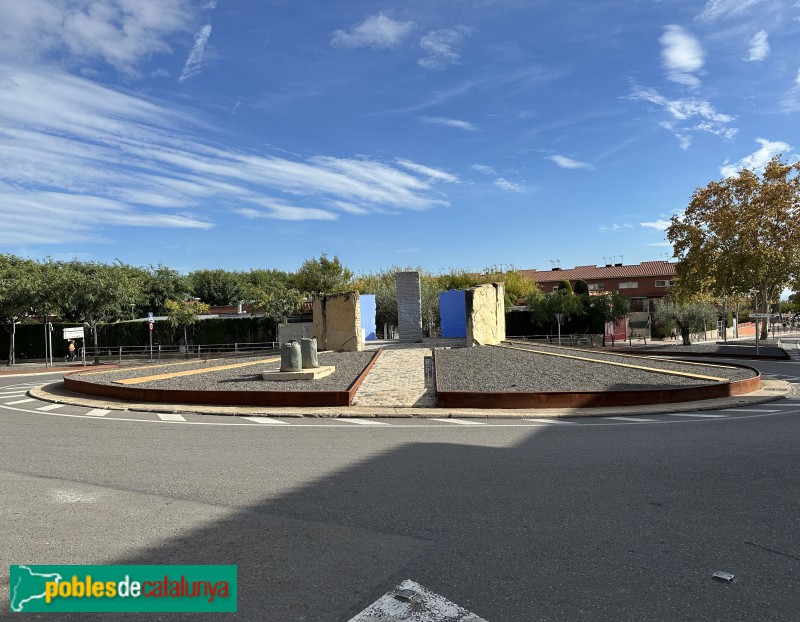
[396,271,423,342]
[466,282,506,346]
[261,365,335,381]
[313,292,363,352]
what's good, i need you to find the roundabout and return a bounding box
[27,340,774,417]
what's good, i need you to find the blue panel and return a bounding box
[360,294,377,341]
[439,290,466,338]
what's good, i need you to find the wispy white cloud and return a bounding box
[720,138,792,177]
[660,25,704,88]
[417,116,478,131]
[627,85,736,149]
[696,0,767,22]
[471,164,496,176]
[646,241,673,247]
[546,155,593,170]
[0,0,196,75]
[598,223,633,232]
[396,247,419,253]
[179,24,212,83]
[330,12,414,49]
[745,30,770,61]
[418,26,470,70]
[0,67,454,245]
[233,198,337,221]
[495,178,524,192]
[396,159,459,183]
[640,220,671,231]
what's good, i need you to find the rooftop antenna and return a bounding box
[619,254,623,265]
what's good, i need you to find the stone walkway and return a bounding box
[352,343,438,407]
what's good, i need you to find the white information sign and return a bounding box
[63,327,84,340]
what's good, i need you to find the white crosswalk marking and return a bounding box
[84,409,110,417]
[605,416,659,422]
[668,413,727,418]
[37,403,66,411]
[335,418,390,425]
[0,392,28,397]
[242,417,291,425]
[525,418,576,424]
[156,413,186,422]
[430,418,486,425]
[5,398,36,405]
[718,408,780,413]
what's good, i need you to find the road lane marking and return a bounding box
[667,413,728,418]
[718,408,781,413]
[430,418,486,425]
[335,418,390,425]
[157,413,186,422]
[5,398,36,405]
[84,409,111,417]
[37,403,66,411]
[525,418,577,424]
[242,417,291,425]
[605,416,659,422]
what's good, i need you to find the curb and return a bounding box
[27,379,792,419]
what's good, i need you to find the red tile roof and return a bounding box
[519,261,676,283]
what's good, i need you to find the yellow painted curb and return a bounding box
[494,344,729,382]
[504,340,739,370]
[113,357,281,385]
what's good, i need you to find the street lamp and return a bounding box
[749,289,760,356]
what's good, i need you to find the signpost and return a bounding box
[555,313,564,346]
[147,313,154,362]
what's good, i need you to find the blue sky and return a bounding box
[1,0,799,276]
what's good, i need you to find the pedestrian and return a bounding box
[670,327,676,341]
[68,340,76,362]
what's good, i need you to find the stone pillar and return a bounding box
[465,283,506,346]
[395,271,423,342]
[312,292,363,352]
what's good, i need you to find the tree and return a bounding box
[0,255,40,365]
[573,280,590,296]
[526,287,583,330]
[165,299,210,349]
[653,297,717,345]
[57,261,142,364]
[477,266,538,309]
[585,292,630,334]
[140,264,189,316]
[667,156,800,339]
[292,254,353,294]
[188,269,246,306]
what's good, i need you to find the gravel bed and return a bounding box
[435,346,757,393]
[72,351,377,392]
[503,342,756,382]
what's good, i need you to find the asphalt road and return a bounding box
[1,360,800,621]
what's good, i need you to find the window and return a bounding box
[587,283,605,291]
[655,280,674,287]
[618,282,638,289]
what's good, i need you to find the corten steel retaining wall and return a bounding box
[63,350,383,409]
[433,349,761,409]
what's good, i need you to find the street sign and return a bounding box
[750,313,777,318]
[147,312,154,320]
[63,327,84,340]
[149,322,154,332]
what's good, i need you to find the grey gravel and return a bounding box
[435,344,757,392]
[72,351,377,392]
[630,342,786,358]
